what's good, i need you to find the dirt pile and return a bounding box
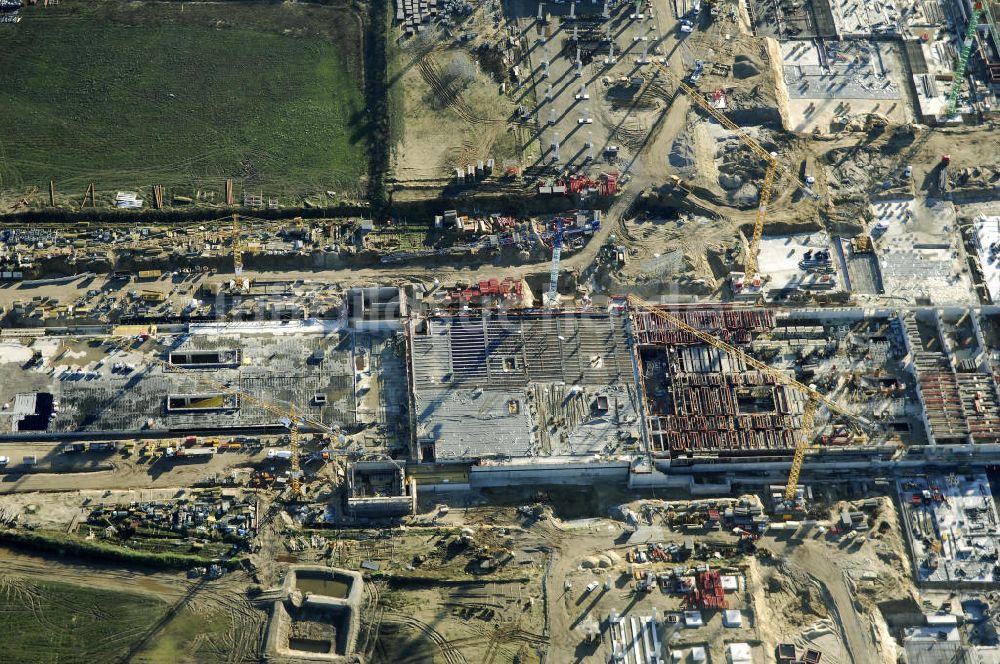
[822,145,890,195]
[669,133,697,171]
[952,163,1000,191]
[717,141,766,206]
[733,55,762,80]
[766,566,830,626]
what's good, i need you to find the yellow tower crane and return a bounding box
[650,61,781,287]
[626,295,868,501]
[109,333,332,499]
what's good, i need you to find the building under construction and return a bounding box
[402,304,916,471]
[901,309,1000,445]
[632,306,809,462]
[406,311,641,462]
[17,302,1000,481]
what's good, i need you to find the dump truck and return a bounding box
[89,442,117,452]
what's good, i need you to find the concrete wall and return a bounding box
[469,461,630,487]
[346,496,414,517]
[630,469,733,494]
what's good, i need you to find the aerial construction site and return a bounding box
[4,0,1000,661]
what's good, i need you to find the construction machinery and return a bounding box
[947,2,984,116]
[382,213,600,264]
[108,333,338,499]
[625,295,869,503]
[651,60,778,292]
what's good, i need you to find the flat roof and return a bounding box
[410,312,641,460]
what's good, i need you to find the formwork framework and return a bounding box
[902,311,1000,445]
[633,305,805,459]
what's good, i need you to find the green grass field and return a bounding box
[0,1,369,200]
[0,578,168,663]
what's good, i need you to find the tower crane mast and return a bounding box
[625,295,868,501]
[547,219,564,305]
[947,2,984,116]
[650,61,786,283]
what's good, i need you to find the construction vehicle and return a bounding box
[946,2,984,116]
[665,174,691,198]
[850,235,873,253]
[626,295,870,504]
[650,61,820,296]
[108,333,341,499]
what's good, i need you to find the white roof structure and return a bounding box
[683,611,704,628]
[727,642,753,664]
[723,609,743,627]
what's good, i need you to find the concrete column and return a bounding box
[638,38,650,64]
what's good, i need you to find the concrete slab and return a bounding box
[873,199,974,304]
[757,231,840,294]
[780,40,909,132]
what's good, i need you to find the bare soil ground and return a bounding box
[391,34,519,191]
[0,544,265,664]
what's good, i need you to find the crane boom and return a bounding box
[547,221,563,305]
[626,294,853,415]
[786,397,817,501]
[650,61,778,278]
[626,295,868,500]
[746,164,777,278]
[652,62,776,165]
[947,2,984,115]
[289,419,303,498]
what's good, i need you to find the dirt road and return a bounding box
[0,445,269,494]
[803,551,875,664]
